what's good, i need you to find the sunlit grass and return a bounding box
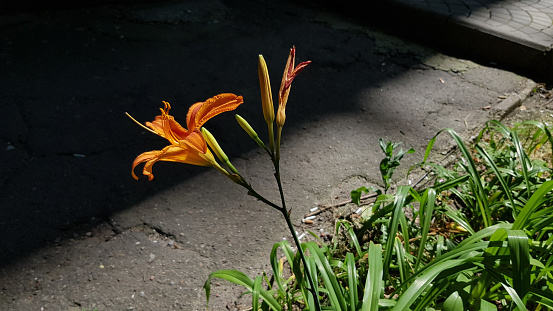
[225,120,553,310]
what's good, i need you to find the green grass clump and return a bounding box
[207,120,553,310]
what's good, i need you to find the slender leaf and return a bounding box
[204,269,281,311]
[270,243,287,299]
[252,275,263,310]
[346,253,358,310]
[513,180,553,230]
[529,287,553,309]
[480,264,527,311]
[475,144,517,215]
[306,242,346,311]
[415,188,436,271]
[511,129,533,197]
[361,242,383,311]
[442,291,464,311]
[383,185,410,281]
[338,220,363,256]
[391,259,465,311]
[304,255,318,310]
[394,237,408,284]
[522,120,553,157]
[507,229,530,302]
[434,175,471,194]
[396,225,512,292]
[475,299,498,311]
[444,207,475,235]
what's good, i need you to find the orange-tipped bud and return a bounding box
[277,47,311,129]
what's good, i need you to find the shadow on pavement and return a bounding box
[0,0,434,266]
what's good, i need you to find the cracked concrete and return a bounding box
[0,0,539,310]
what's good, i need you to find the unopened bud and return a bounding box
[201,128,239,175]
[236,114,258,139]
[202,128,227,163]
[236,114,268,152]
[258,55,274,126]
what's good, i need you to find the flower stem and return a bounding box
[241,152,321,309]
[245,186,282,212]
[273,162,322,311]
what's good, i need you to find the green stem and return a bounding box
[245,165,321,309]
[268,123,275,154]
[245,186,282,212]
[281,207,321,310]
[275,126,282,163]
[273,161,322,311]
[241,141,321,309]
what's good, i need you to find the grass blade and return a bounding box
[415,188,436,271]
[361,242,383,311]
[444,128,491,228]
[475,144,517,216]
[434,174,470,194]
[394,237,408,284]
[513,180,553,230]
[383,185,410,281]
[305,241,346,311]
[270,243,287,299]
[346,253,358,309]
[395,224,513,293]
[252,275,263,310]
[529,287,553,309]
[391,259,465,311]
[477,259,527,310]
[304,255,319,310]
[507,229,530,302]
[204,269,281,311]
[510,129,533,198]
[442,291,464,311]
[444,206,475,235]
[522,120,553,157]
[422,127,491,226]
[337,219,363,256]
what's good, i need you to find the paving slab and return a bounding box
[327,0,553,81]
[0,0,539,310]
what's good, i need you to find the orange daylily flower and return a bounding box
[130,93,244,181]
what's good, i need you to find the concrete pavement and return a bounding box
[325,0,553,81]
[394,0,553,51]
[0,0,543,309]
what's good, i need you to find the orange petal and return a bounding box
[132,150,164,181]
[146,102,189,141]
[132,136,216,181]
[186,101,203,131]
[179,129,208,153]
[147,116,189,140]
[187,93,244,130]
[279,47,296,101]
[277,48,310,128]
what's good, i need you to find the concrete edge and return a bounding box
[319,0,553,82]
[493,79,537,119]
